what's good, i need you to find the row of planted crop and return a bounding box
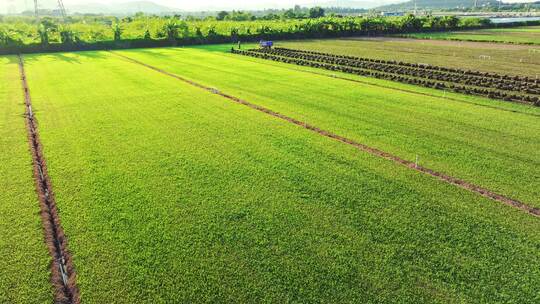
[250,48,540,96]
[232,48,540,106]
[272,47,540,86]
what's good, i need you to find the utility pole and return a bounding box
[34,0,39,18]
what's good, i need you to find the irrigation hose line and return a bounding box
[18,55,80,304]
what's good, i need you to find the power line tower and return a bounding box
[57,0,67,18]
[34,0,67,19]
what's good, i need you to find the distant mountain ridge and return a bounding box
[66,0,401,15]
[67,1,178,15]
[377,0,502,11]
[306,1,401,9]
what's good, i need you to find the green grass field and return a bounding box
[117,46,540,208]
[0,57,52,303]
[278,37,540,78]
[403,26,540,45]
[2,44,540,303]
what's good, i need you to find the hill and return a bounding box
[308,0,399,9]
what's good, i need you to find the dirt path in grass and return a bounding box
[18,55,80,304]
[110,51,540,218]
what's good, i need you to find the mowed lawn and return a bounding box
[279,37,540,78]
[404,26,540,45]
[118,46,540,208]
[21,50,540,303]
[0,57,52,302]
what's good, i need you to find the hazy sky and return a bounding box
[3,0,401,12]
[2,0,538,13]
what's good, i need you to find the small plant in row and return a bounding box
[263,48,540,91]
[255,48,537,91]
[231,48,540,106]
[251,48,540,98]
[273,47,540,86]
[254,48,540,94]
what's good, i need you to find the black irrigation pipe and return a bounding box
[110,51,540,218]
[236,55,540,118]
[18,55,80,304]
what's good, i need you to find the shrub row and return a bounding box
[232,48,540,106]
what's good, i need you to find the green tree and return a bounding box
[283,9,297,19]
[59,26,77,44]
[230,27,239,42]
[143,29,151,40]
[216,11,229,21]
[113,23,122,41]
[40,18,58,31]
[399,14,423,32]
[308,7,325,18]
[0,29,10,47]
[163,20,179,41]
[177,21,189,38]
[207,25,218,38]
[37,24,50,46]
[195,27,203,38]
[442,16,460,29]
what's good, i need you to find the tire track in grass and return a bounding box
[18,55,80,304]
[110,51,540,218]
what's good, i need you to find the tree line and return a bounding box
[0,13,533,54]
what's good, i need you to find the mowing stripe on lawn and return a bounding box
[111,51,540,218]
[18,55,80,304]
[238,55,540,118]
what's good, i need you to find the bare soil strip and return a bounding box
[111,51,540,218]
[18,55,80,304]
